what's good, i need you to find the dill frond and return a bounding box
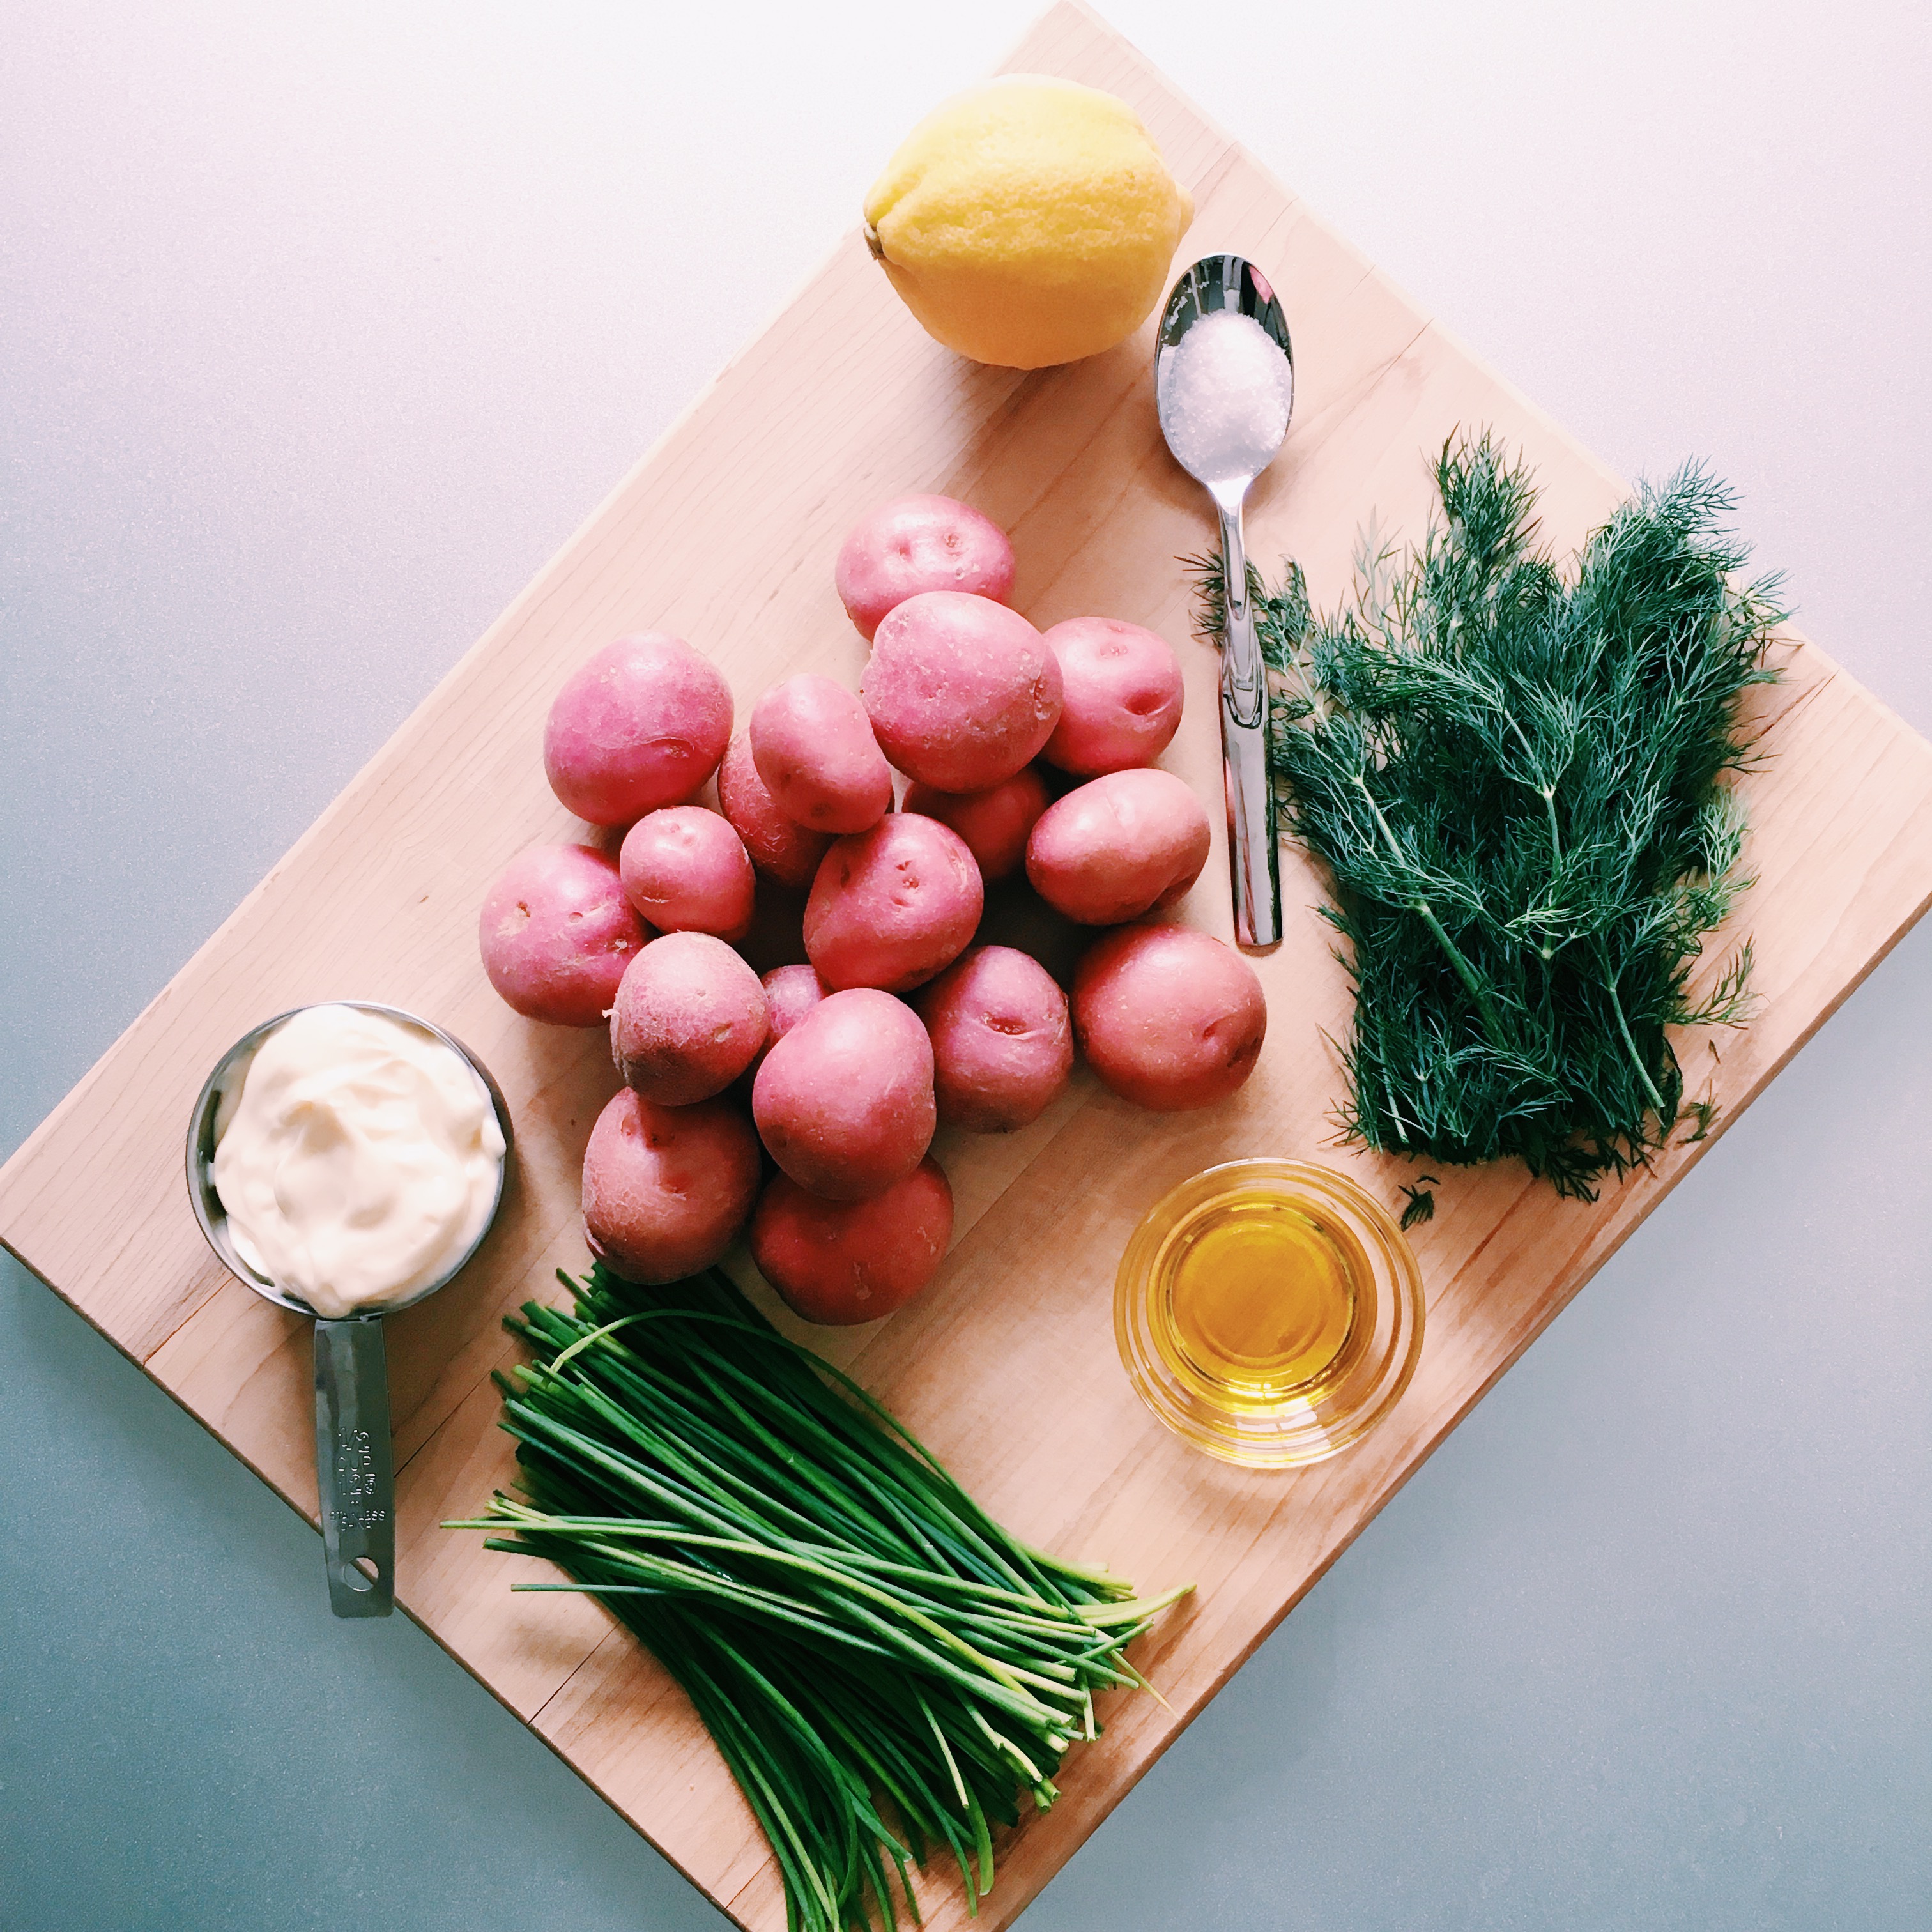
[1397,1177,1440,1230]
[1190,431,1783,1200]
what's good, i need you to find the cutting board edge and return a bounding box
[5,4,1932,1927]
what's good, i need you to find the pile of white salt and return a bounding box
[1158,307,1293,484]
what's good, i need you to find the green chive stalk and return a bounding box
[447,1264,1190,1932]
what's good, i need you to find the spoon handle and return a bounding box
[1216,502,1282,947]
[314,1318,395,1616]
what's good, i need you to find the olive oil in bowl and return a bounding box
[1116,1161,1423,1468]
[1162,1195,1365,1404]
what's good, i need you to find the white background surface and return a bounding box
[3,4,1927,1928]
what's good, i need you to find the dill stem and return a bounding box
[1599,945,1667,1117]
[1534,786,1562,956]
[1499,709,1563,894]
[1415,900,1510,1049]
[1353,773,1510,1048]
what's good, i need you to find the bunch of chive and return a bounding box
[448,1264,1188,1932]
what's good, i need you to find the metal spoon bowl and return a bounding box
[186,1001,512,1617]
[1155,254,1295,947]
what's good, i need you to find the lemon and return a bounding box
[863,75,1194,371]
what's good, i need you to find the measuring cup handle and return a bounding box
[314,1318,395,1617]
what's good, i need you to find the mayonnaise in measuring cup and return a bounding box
[211,1005,505,1319]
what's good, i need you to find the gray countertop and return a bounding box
[3,4,1926,1928]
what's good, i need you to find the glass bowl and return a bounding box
[1114,1158,1424,1469]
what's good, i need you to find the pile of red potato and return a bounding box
[478,494,1266,1324]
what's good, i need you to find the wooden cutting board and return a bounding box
[5,4,1929,1926]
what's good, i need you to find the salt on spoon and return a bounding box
[1154,256,1294,948]
[1158,307,1294,484]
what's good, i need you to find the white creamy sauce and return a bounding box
[211,1004,505,1319]
[1159,307,1294,484]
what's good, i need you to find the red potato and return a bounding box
[902,767,1050,883]
[804,814,983,993]
[749,676,893,835]
[758,963,831,1066]
[717,733,835,889]
[1042,617,1185,776]
[861,592,1062,793]
[834,494,1015,643]
[479,843,649,1027]
[618,806,755,941]
[1073,925,1268,1112]
[914,946,1072,1133]
[752,989,935,1200]
[750,1158,954,1324]
[543,633,732,827]
[1026,768,1212,924]
[582,1089,760,1284]
[732,963,830,1103]
[611,931,769,1105]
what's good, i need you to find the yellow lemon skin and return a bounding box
[864,75,1194,371]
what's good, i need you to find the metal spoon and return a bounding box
[186,1002,512,1617]
[1155,255,1294,949]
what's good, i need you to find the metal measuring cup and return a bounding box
[186,1002,512,1617]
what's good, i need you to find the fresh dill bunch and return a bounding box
[1190,431,1784,1200]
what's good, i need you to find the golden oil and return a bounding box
[1116,1160,1426,1468]
[1149,1189,1369,1412]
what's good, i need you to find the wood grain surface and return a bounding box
[5,5,1930,1928]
